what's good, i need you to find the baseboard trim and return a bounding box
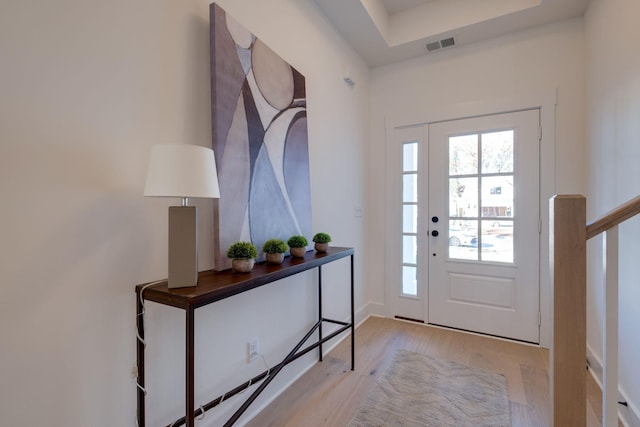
[358,301,385,322]
[587,345,640,427]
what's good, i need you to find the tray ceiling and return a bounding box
[311,0,590,66]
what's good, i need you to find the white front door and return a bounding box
[427,110,540,343]
[391,109,541,343]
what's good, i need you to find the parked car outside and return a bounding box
[448,227,476,247]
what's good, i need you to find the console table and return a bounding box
[135,246,355,427]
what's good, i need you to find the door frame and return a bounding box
[385,93,557,348]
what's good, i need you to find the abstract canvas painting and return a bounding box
[210,3,312,270]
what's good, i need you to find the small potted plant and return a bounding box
[227,241,258,273]
[287,235,308,258]
[262,239,288,264]
[312,232,331,253]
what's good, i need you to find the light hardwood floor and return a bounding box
[247,316,611,426]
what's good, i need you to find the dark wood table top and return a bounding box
[135,246,354,309]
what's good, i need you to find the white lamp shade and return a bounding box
[144,144,220,199]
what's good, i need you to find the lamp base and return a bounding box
[168,206,198,288]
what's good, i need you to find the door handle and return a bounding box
[431,230,439,237]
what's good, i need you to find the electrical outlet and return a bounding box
[248,338,259,363]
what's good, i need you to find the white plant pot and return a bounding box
[265,252,285,264]
[231,258,255,273]
[314,242,329,253]
[290,247,307,258]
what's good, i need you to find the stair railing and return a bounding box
[549,194,640,426]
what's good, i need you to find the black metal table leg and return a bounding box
[186,308,195,427]
[350,254,355,371]
[136,290,146,427]
[318,265,323,362]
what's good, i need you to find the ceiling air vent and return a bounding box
[426,41,441,52]
[425,36,456,52]
[440,37,455,48]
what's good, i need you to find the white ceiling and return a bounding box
[312,0,591,67]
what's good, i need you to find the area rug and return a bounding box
[348,350,510,426]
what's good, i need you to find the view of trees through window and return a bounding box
[448,130,515,263]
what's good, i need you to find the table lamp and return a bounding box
[144,144,220,288]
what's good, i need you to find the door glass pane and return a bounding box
[403,205,417,233]
[481,176,513,218]
[481,220,513,263]
[403,142,418,172]
[448,219,478,260]
[449,134,478,175]
[448,128,516,264]
[403,174,417,202]
[402,266,417,296]
[482,130,513,173]
[449,177,477,218]
[401,141,418,297]
[403,235,417,264]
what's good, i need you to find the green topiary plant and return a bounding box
[312,232,331,253]
[312,232,332,244]
[262,239,288,254]
[287,235,308,248]
[262,238,287,264]
[226,241,258,259]
[288,235,309,258]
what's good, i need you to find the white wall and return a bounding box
[367,19,586,343]
[0,0,369,425]
[585,0,640,419]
